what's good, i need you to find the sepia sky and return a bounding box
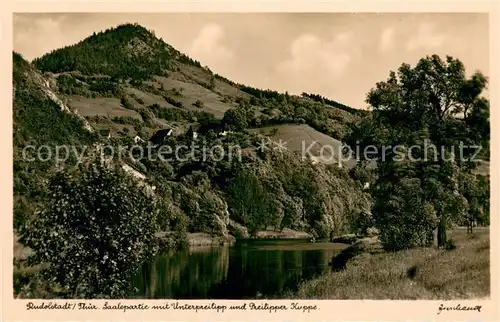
[13,13,489,109]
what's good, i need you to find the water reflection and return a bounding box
[133,239,345,299]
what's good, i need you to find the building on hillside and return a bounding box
[134,135,145,144]
[186,124,201,140]
[149,128,173,145]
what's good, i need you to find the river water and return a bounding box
[132,239,346,299]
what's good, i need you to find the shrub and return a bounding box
[193,100,204,108]
[163,95,183,108]
[19,162,160,298]
[373,178,439,251]
[120,97,134,109]
[445,238,457,251]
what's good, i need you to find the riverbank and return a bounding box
[292,228,490,299]
[187,227,313,247]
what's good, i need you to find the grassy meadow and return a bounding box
[292,228,490,300]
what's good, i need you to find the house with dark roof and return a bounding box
[149,128,173,145]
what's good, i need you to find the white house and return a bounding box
[133,135,144,143]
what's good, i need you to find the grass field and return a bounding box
[293,227,490,300]
[153,76,236,119]
[67,96,142,119]
[250,124,357,168]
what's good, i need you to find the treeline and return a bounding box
[301,92,368,116]
[239,85,284,101]
[56,74,123,97]
[14,44,491,300]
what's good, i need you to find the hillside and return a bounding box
[250,124,356,168]
[13,52,98,230]
[32,23,363,144]
[13,23,371,245]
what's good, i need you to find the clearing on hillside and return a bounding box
[250,124,357,168]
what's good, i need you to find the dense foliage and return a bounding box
[33,23,201,81]
[19,163,160,298]
[355,55,490,250]
[224,149,371,238]
[13,52,97,230]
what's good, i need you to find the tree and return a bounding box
[222,107,249,131]
[208,75,216,89]
[225,169,271,235]
[19,162,160,298]
[363,55,488,249]
[458,172,490,234]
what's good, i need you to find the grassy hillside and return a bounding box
[250,124,356,168]
[293,228,489,299]
[32,23,363,145]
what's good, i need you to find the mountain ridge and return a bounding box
[30,23,365,125]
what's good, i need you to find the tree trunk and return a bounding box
[437,216,447,248]
[466,217,474,235]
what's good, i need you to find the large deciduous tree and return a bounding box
[359,55,488,250]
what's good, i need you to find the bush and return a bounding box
[193,100,204,108]
[19,162,160,298]
[120,97,134,109]
[373,178,439,251]
[112,116,141,126]
[348,211,374,236]
[163,95,183,108]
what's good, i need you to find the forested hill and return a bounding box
[33,24,192,79]
[31,23,364,142]
[13,23,372,244]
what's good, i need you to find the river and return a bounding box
[132,239,347,299]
